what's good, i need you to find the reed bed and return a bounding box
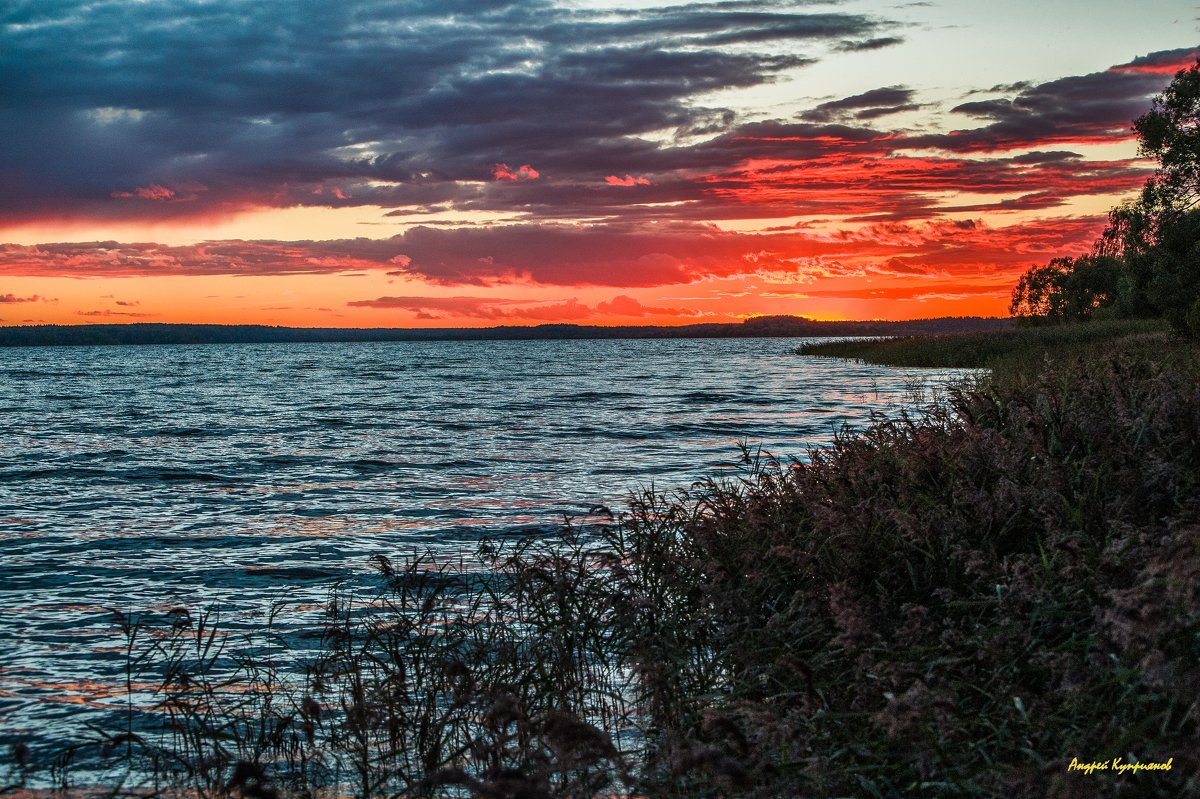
[797,318,1168,370]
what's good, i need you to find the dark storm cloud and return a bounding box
[1008,151,1084,165]
[0,0,889,219]
[801,86,920,121]
[834,36,904,52]
[908,49,1199,152]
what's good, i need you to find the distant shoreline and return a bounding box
[0,315,1011,347]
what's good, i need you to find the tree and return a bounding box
[1123,63,1200,335]
[1009,255,1122,323]
[1133,61,1200,217]
[1135,207,1200,335]
[1009,259,1071,320]
[1013,60,1200,334]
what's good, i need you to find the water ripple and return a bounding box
[0,337,970,749]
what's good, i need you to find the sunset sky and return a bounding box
[1,0,1198,327]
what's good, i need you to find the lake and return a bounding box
[0,337,969,758]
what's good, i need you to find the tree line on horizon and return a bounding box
[1010,60,1200,336]
[0,315,1012,347]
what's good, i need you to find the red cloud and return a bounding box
[109,182,208,202]
[605,174,652,186]
[310,184,352,199]
[492,163,540,181]
[346,293,695,322]
[695,149,1148,221]
[110,184,177,201]
[1109,50,1200,75]
[0,214,1105,289]
[0,293,43,303]
[346,294,590,321]
[77,309,154,318]
[798,283,1012,301]
[595,294,689,316]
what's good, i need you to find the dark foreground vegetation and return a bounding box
[5,324,1197,798]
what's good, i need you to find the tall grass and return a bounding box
[616,344,1200,796]
[16,536,641,799]
[7,332,1199,797]
[797,318,1169,370]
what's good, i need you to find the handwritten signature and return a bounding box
[1068,757,1174,775]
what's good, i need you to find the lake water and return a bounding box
[0,337,969,759]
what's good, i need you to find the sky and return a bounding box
[1,0,1198,327]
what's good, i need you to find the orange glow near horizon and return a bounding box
[0,202,1108,327]
[0,255,1028,328]
[0,147,1135,329]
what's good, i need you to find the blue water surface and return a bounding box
[0,337,969,751]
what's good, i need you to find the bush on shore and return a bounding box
[617,338,1200,797]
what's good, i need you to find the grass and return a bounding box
[797,317,1170,371]
[6,323,1200,798]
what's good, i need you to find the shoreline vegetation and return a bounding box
[797,317,1172,369]
[5,322,1197,798]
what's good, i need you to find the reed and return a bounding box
[797,317,1169,370]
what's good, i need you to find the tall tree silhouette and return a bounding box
[1012,60,1200,335]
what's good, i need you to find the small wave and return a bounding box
[260,454,319,467]
[681,391,736,404]
[242,566,343,580]
[145,426,218,437]
[0,466,108,482]
[120,467,239,483]
[3,369,80,378]
[553,390,641,402]
[64,449,129,461]
[438,421,480,431]
[345,458,399,473]
[425,459,491,470]
[661,421,743,436]
[310,417,356,428]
